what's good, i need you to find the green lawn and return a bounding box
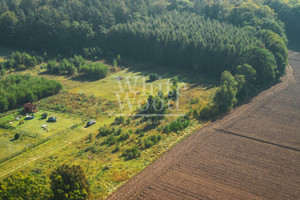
[0,132,41,161]
[1,110,83,139]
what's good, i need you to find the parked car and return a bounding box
[86,121,96,127]
[26,115,35,120]
[48,116,57,122]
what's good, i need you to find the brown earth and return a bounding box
[107,50,300,200]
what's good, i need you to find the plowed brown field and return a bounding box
[108,51,300,200]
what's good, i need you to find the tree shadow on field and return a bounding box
[70,74,103,82]
[120,59,218,87]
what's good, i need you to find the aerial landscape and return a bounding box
[0,0,299,199]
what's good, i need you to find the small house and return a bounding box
[23,103,37,113]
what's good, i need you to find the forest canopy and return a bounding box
[0,0,295,110]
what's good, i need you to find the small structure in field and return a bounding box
[23,103,37,113]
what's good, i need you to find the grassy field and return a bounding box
[0,53,217,199]
[0,130,41,160]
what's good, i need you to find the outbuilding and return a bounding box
[23,103,37,113]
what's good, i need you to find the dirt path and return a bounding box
[108,51,299,200]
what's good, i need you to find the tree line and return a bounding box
[107,11,287,81]
[47,55,109,79]
[264,0,300,42]
[0,0,296,55]
[0,74,62,113]
[0,51,40,75]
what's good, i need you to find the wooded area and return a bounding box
[0,74,62,112]
[0,0,294,115]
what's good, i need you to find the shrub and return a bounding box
[199,105,217,120]
[88,134,93,143]
[97,125,113,137]
[81,63,109,79]
[144,135,162,149]
[9,52,37,69]
[112,145,120,153]
[112,58,117,66]
[190,98,200,105]
[114,128,123,136]
[163,117,190,134]
[14,133,20,140]
[122,146,141,160]
[115,116,125,125]
[118,133,130,142]
[149,73,159,82]
[103,135,116,146]
[0,173,52,200]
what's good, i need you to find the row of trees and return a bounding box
[47,56,109,79]
[0,74,62,113]
[0,51,38,71]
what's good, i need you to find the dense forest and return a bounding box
[0,0,295,112]
[0,0,298,53]
[0,74,62,112]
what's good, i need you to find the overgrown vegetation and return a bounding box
[47,55,109,79]
[0,173,52,200]
[0,74,62,113]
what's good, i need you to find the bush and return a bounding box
[80,63,109,79]
[144,135,162,149]
[115,116,125,125]
[113,128,123,136]
[112,58,117,66]
[97,125,113,137]
[149,73,159,82]
[9,52,37,69]
[0,67,5,76]
[122,146,141,160]
[112,145,120,153]
[14,133,20,140]
[118,133,129,142]
[199,105,218,120]
[0,173,52,200]
[103,135,116,146]
[163,117,190,134]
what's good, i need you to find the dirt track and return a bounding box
[107,50,300,200]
